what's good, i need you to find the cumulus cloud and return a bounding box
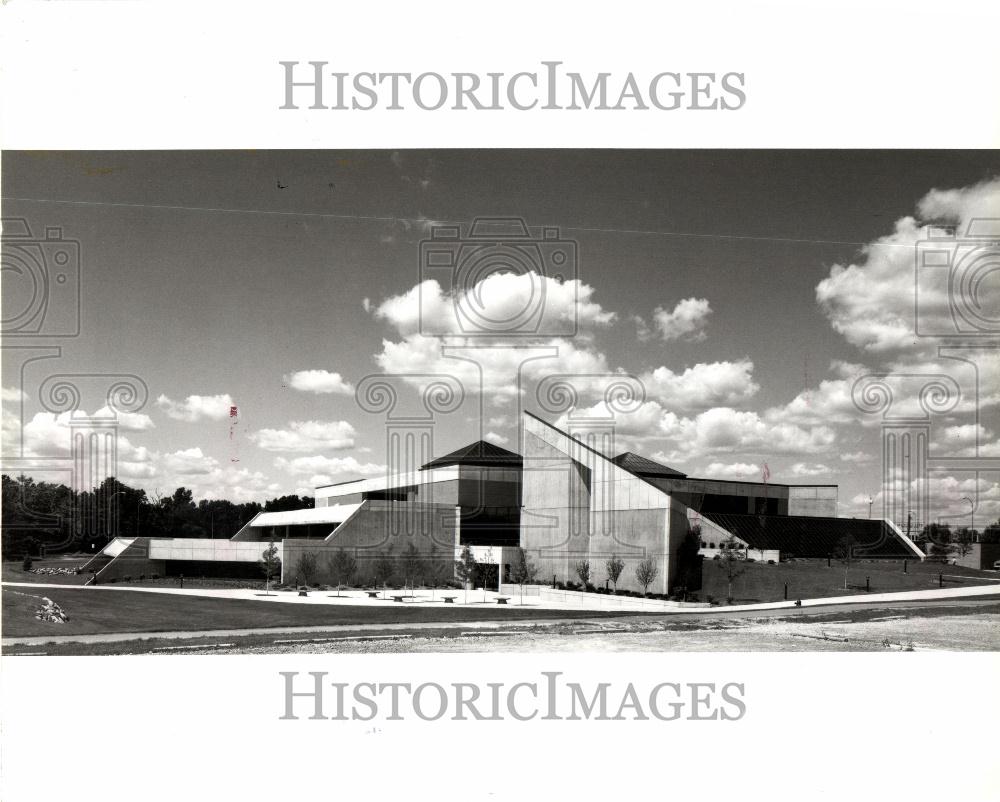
[1,386,27,402]
[162,447,219,476]
[639,359,759,411]
[250,420,356,452]
[638,297,712,342]
[484,431,509,445]
[701,461,760,480]
[785,462,836,478]
[374,274,615,338]
[157,393,235,422]
[274,455,386,485]
[557,401,837,458]
[816,177,1000,357]
[284,370,355,395]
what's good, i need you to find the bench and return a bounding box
[441,596,457,604]
[391,595,406,603]
[366,591,379,599]
[495,597,510,605]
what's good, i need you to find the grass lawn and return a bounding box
[1,586,638,639]
[700,558,999,604]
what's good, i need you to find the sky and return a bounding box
[2,150,998,528]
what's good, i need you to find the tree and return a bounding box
[259,538,281,593]
[455,545,477,604]
[510,547,538,604]
[295,551,320,587]
[373,549,396,598]
[606,554,625,593]
[424,546,449,600]
[833,533,856,589]
[635,556,659,595]
[574,559,591,588]
[953,528,976,560]
[400,542,423,593]
[327,548,357,597]
[718,540,747,602]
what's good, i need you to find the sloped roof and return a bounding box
[421,440,523,470]
[611,451,687,478]
[700,512,922,558]
[247,503,362,528]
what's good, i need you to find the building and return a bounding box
[84,410,925,592]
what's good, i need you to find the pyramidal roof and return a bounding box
[420,440,523,470]
[611,451,687,478]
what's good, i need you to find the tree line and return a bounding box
[2,473,313,557]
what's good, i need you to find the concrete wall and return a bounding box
[788,485,839,517]
[519,414,687,594]
[281,500,460,585]
[954,542,1000,570]
[148,538,285,563]
[92,537,165,583]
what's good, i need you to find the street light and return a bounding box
[867,495,874,519]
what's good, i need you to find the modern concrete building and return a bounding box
[84,410,925,592]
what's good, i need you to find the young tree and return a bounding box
[373,549,396,598]
[953,528,976,561]
[833,532,855,589]
[424,546,449,600]
[635,556,659,595]
[295,551,320,587]
[510,547,538,604]
[718,540,747,602]
[259,538,281,593]
[606,554,625,593]
[455,545,477,604]
[574,559,591,588]
[400,542,423,594]
[327,547,357,597]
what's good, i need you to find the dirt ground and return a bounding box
[204,603,1000,654]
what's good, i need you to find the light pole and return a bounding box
[962,496,975,541]
[867,495,874,519]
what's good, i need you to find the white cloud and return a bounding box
[94,405,155,431]
[785,462,836,478]
[162,447,219,476]
[639,297,712,342]
[156,393,235,422]
[374,273,615,338]
[557,401,837,459]
[284,370,355,395]
[250,420,356,452]
[274,454,386,481]
[484,431,509,445]
[1,386,27,402]
[840,451,874,463]
[701,461,759,480]
[639,359,758,411]
[816,177,1000,356]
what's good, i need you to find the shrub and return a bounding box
[555,581,565,590]
[123,575,132,582]
[139,574,146,581]
[709,542,716,549]
[712,554,721,561]
[706,594,715,604]
[584,582,596,593]
[151,573,159,580]
[108,577,118,583]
